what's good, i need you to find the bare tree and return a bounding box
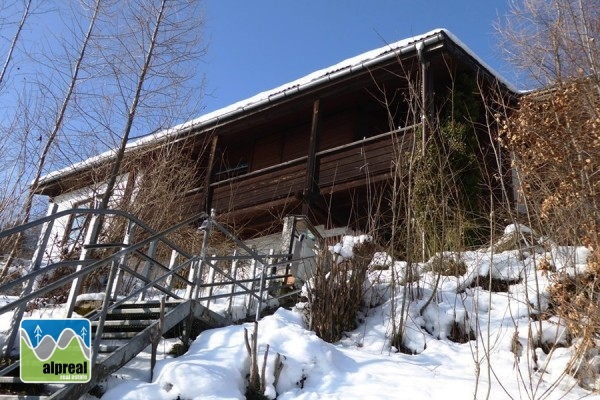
[498,0,600,390]
[0,0,101,280]
[0,0,205,237]
[0,0,31,89]
[499,0,599,90]
[84,0,206,210]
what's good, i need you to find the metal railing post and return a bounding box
[205,258,216,309]
[192,209,213,300]
[226,250,238,317]
[138,238,157,301]
[165,249,179,293]
[92,258,121,366]
[111,220,135,300]
[185,259,199,299]
[246,253,259,318]
[65,212,102,318]
[30,203,59,292]
[254,263,267,322]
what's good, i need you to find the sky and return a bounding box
[198,0,516,115]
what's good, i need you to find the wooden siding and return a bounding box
[251,134,283,171]
[318,113,355,151]
[282,128,310,161]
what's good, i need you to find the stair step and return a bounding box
[85,299,182,308]
[92,319,154,332]
[96,343,121,353]
[93,319,154,325]
[0,376,21,384]
[84,306,172,319]
[0,395,49,400]
[109,306,167,314]
[96,331,140,339]
[104,307,171,319]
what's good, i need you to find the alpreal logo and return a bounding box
[20,318,91,383]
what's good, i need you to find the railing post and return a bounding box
[194,258,207,301]
[3,203,58,357]
[29,203,60,291]
[246,252,260,319]
[138,238,158,301]
[111,220,135,300]
[191,209,213,300]
[92,258,121,366]
[65,212,102,318]
[166,249,178,293]
[254,261,268,322]
[205,258,216,309]
[267,248,276,290]
[185,259,199,299]
[226,250,238,317]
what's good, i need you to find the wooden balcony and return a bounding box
[210,125,417,218]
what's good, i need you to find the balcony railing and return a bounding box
[210,124,419,213]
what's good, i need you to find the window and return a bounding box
[62,199,93,257]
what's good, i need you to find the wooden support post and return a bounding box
[302,99,321,216]
[30,203,59,292]
[191,209,213,300]
[202,134,219,213]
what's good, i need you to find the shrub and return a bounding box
[305,242,374,343]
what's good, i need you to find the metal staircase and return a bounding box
[0,208,322,399]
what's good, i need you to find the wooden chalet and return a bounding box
[35,29,518,241]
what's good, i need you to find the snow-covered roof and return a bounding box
[37,28,518,189]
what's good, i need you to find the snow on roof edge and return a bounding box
[38,28,519,189]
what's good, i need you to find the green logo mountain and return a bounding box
[20,318,91,383]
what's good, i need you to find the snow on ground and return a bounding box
[1,224,600,399]
[100,307,590,400]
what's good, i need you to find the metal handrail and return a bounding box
[0,212,206,315]
[87,256,201,318]
[0,208,197,260]
[0,259,98,293]
[1,206,318,388]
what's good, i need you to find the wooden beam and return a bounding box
[217,197,303,223]
[302,99,321,216]
[319,172,392,195]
